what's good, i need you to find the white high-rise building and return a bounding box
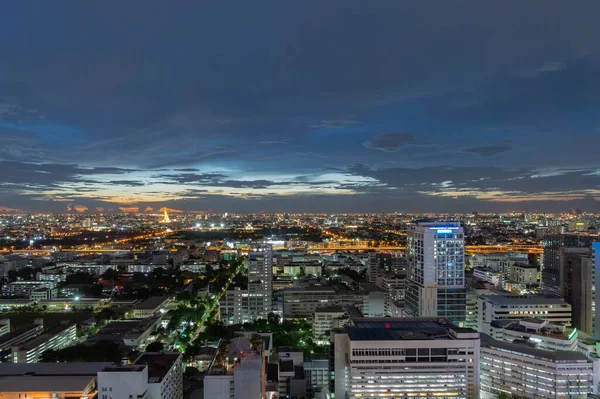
[332,317,480,399]
[405,222,466,324]
[247,244,273,322]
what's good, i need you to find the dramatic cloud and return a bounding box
[0,1,599,212]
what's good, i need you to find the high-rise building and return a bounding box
[246,244,273,322]
[592,242,600,339]
[331,317,480,399]
[542,234,593,297]
[405,222,466,324]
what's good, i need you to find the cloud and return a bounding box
[363,133,416,152]
[463,145,512,156]
[107,180,146,187]
[536,61,564,74]
[310,120,361,129]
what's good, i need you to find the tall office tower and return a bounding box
[592,242,600,339]
[332,318,480,399]
[405,222,466,324]
[560,247,594,334]
[246,244,273,322]
[542,234,593,297]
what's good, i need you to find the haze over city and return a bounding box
[1,1,600,213]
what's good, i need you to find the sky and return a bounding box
[1,1,600,213]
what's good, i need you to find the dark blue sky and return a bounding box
[1,1,600,213]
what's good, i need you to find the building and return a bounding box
[204,337,267,399]
[542,234,593,297]
[130,296,170,318]
[97,352,183,399]
[509,263,538,285]
[88,317,161,349]
[220,245,273,325]
[470,252,528,276]
[490,318,578,352]
[0,362,109,399]
[376,271,406,315]
[0,320,44,352]
[312,306,349,344]
[480,334,596,399]
[11,322,77,363]
[282,287,336,319]
[592,242,600,339]
[359,283,386,317]
[278,347,307,399]
[0,255,27,277]
[473,267,503,288]
[332,317,480,399]
[477,295,572,335]
[1,281,55,298]
[304,359,329,391]
[0,319,9,337]
[246,244,273,322]
[29,287,57,302]
[405,222,467,324]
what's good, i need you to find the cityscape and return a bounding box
[1,2,600,399]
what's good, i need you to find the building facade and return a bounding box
[405,222,466,324]
[332,318,480,399]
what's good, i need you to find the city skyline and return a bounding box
[1,1,600,213]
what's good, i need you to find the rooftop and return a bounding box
[0,375,95,392]
[346,318,477,341]
[314,306,346,313]
[481,334,588,362]
[15,322,74,351]
[134,296,169,310]
[482,295,570,306]
[0,323,42,348]
[0,362,109,376]
[133,352,181,382]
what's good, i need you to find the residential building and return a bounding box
[405,222,467,324]
[98,352,183,399]
[376,271,406,315]
[477,295,572,335]
[480,334,596,399]
[12,322,77,363]
[509,263,539,285]
[332,317,480,399]
[246,244,273,322]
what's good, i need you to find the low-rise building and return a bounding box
[480,334,596,399]
[97,352,183,399]
[477,295,572,334]
[0,319,9,337]
[510,263,539,285]
[88,317,161,349]
[130,296,170,318]
[0,362,109,399]
[304,359,329,390]
[313,306,349,344]
[282,287,335,319]
[491,318,578,352]
[1,281,55,298]
[0,319,44,352]
[29,287,57,302]
[11,321,77,363]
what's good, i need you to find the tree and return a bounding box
[145,341,165,352]
[497,392,511,399]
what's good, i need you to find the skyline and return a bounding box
[1,1,600,213]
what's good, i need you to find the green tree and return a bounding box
[498,392,511,399]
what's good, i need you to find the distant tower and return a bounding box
[161,208,171,223]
